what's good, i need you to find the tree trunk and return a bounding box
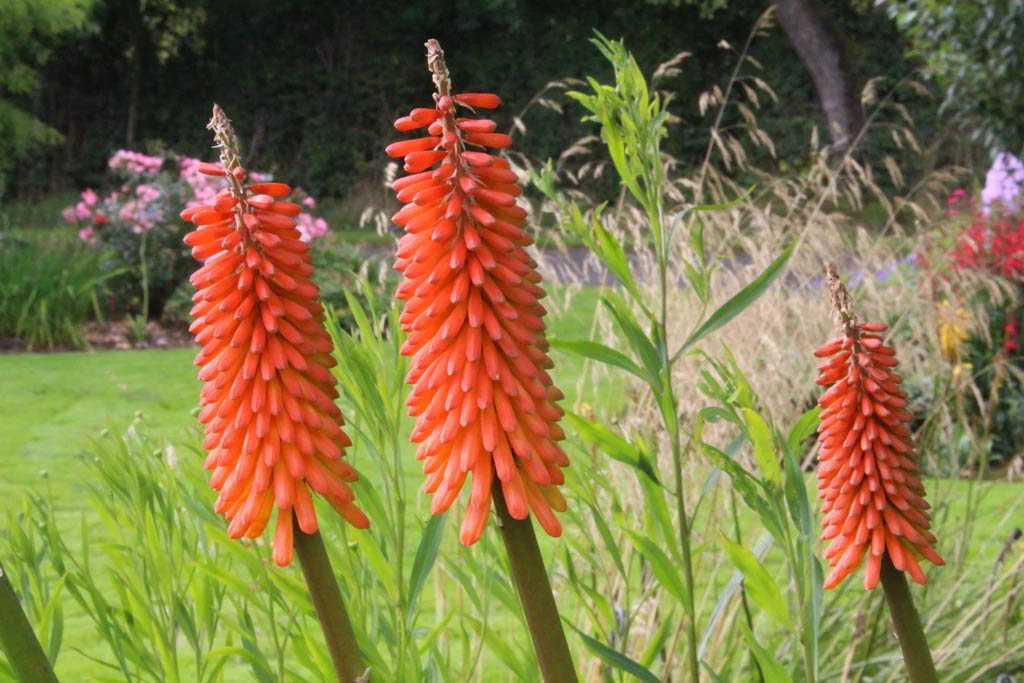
[125,0,143,146]
[775,0,864,153]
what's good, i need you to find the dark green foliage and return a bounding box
[962,296,1024,465]
[0,0,95,198]
[889,0,1024,154]
[9,0,936,204]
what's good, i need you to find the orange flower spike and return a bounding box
[183,105,368,567]
[815,264,943,590]
[389,40,569,546]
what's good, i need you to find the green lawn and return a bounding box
[0,349,200,511]
[2,290,1020,680]
[0,287,625,680]
[0,284,616,522]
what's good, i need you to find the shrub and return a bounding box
[0,236,118,349]
[943,184,1024,467]
[61,150,332,319]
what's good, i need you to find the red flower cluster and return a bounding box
[949,192,1024,279]
[182,158,368,567]
[815,322,944,589]
[385,42,568,545]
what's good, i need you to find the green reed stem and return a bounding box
[492,480,578,682]
[292,521,366,682]
[879,555,938,682]
[0,561,59,683]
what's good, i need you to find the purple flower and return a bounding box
[982,152,1024,215]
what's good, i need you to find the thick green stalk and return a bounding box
[492,480,578,683]
[292,522,366,682]
[879,556,938,682]
[0,561,59,683]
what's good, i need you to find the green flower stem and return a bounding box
[292,520,366,682]
[879,555,938,682]
[492,480,578,682]
[0,561,59,683]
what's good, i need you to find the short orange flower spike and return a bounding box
[183,105,368,567]
[815,264,943,590]
[387,40,569,545]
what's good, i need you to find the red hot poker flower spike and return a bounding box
[815,264,943,590]
[388,40,569,546]
[183,105,368,567]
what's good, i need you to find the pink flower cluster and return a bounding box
[981,153,1024,216]
[64,150,331,244]
[177,159,327,242]
[109,149,164,175]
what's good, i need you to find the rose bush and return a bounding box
[63,150,331,318]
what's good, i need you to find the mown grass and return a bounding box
[0,285,625,679]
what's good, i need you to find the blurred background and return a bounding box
[4,0,1016,206]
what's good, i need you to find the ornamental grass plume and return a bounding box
[385,40,569,547]
[814,264,944,590]
[182,105,368,567]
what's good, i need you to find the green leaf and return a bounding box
[719,535,789,626]
[567,622,659,683]
[407,512,447,621]
[592,218,644,307]
[639,611,674,667]
[701,443,782,541]
[742,408,781,486]
[676,240,795,356]
[550,338,658,387]
[589,505,626,579]
[785,407,821,460]
[566,411,659,483]
[601,292,661,383]
[637,463,674,548]
[692,184,756,212]
[626,531,689,607]
[739,620,793,683]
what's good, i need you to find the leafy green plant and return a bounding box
[0,237,121,349]
[534,33,793,681]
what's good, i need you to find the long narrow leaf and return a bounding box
[676,240,795,356]
[567,621,660,683]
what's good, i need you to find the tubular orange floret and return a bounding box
[388,40,568,545]
[184,105,368,567]
[815,265,943,590]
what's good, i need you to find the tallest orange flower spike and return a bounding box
[387,40,569,545]
[183,106,368,567]
[814,264,943,590]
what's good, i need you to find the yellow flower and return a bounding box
[937,300,970,363]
